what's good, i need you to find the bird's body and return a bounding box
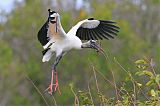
[37,9,119,94]
[41,16,84,62]
[43,35,82,60]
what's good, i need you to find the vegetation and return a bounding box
[0,0,160,106]
[73,58,160,106]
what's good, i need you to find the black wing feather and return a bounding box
[37,20,49,46]
[83,28,88,40]
[79,27,83,39]
[86,29,91,40]
[77,27,82,39]
[92,29,103,40]
[90,29,98,40]
[96,27,109,39]
[102,22,120,29]
[101,23,119,33]
[100,20,116,24]
[99,26,114,38]
[88,29,95,40]
[75,20,119,40]
[103,26,119,36]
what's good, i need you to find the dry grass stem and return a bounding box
[25,74,50,106]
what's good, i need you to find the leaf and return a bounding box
[150,89,156,97]
[136,65,141,69]
[155,74,160,84]
[143,71,154,78]
[135,59,148,69]
[135,70,153,78]
[135,71,145,76]
[122,95,130,105]
[69,83,74,88]
[146,80,153,86]
[142,65,147,70]
[136,82,142,87]
[115,100,123,106]
[135,59,147,64]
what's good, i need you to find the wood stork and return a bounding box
[37,9,119,94]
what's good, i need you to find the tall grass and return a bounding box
[26,49,160,106]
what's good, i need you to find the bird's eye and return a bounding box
[50,17,55,20]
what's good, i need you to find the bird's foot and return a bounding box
[45,70,61,95]
[53,71,59,92]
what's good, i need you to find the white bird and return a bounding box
[37,9,119,94]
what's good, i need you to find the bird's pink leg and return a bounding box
[45,70,61,95]
[54,72,58,91]
[54,72,61,94]
[48,70,54,95]
[45,54,63,95]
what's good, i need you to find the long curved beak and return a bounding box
[90,41,104,53]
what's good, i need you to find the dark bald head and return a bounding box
[48,9,56,15]
[47,9,57,23]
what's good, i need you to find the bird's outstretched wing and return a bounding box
[37,10,66,49]
[75,18,119,40]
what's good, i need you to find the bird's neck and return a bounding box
[81,41,90,48]
[56,17,66,35]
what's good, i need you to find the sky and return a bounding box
[0,0,83,13]
[0,0,23,22]
[76,0,83,10]
[0,0,16,13]
[0,0,83,23]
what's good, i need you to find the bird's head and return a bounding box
[89,40,100,51]
[48,9,59,33]
[48,9,59,23]
[83,40,104,53]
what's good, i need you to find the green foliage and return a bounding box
[78,90,93,106]
[151,0,160,4]
[0,40,13,69]
[70,58,160,106]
